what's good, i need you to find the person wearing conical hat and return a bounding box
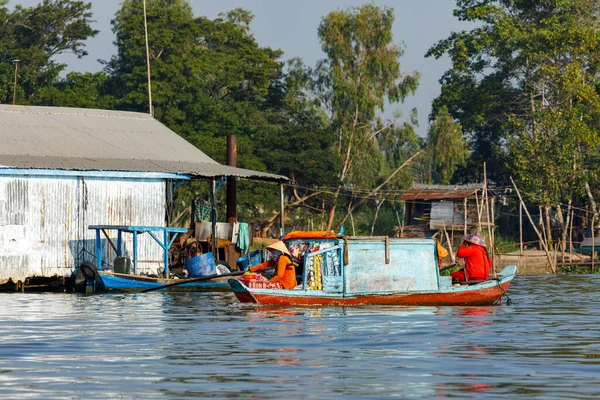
[249,241,297,289]
[452,232,492,283]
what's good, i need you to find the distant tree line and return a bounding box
[2,0,600,244]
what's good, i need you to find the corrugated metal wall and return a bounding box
[0,175,166,281]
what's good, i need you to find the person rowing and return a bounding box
[452,232,491,283]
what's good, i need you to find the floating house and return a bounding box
[398,184,495,239]
[0,105,285,288]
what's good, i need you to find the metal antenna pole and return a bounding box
[12,59,20,105]
[143,0,153,116]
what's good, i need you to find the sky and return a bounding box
[12,0,469,136]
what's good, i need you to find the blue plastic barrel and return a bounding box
[236,250,263,270]
[185,253,216,277]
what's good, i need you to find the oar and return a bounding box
[140,270,244,293]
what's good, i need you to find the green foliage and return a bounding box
[494,233,520,254]
[33,72,115,108]
[0,0,98,104]
[2,1,427,237]
[426,106,468,184]
[312,4,421,229]
[428,0,600,209]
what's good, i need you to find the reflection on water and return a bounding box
[1,276,600,398]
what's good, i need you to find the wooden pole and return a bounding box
[442,220,455,263]
[12,59,19,105]
[143,0,153,116]
[510,177,556,273]
[491,197,496,276]
[279,182,285,237]
[483,163,493,264]
[519,202,523,255]
[569,208,574,263]
[474,191,482,230]
[463,197,468,235]
[210,178,217,260]
[350,209,356,236]
[592,215,595,272]
[539,206,546,250]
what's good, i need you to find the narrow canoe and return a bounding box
[90,271,231,293]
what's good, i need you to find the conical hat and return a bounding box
[463,232,487,247]
[266,241,291,257]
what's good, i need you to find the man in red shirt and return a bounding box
[452,232,491,283]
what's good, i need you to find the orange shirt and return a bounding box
[250,254,297,289]
[456,244,491,280]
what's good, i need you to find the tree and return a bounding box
[312,4,420,230]
[429,0,600,267]
[426,106,468,184]
[33,72,115,109]
[0,0,97,104]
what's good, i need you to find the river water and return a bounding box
[0,275,599,399]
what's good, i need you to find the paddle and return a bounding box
[140,270,245,293]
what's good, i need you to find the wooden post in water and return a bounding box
[511,177,556,273]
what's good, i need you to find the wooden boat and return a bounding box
[229,232,517,306]
[77,225,234,293]
[89,270,232,293]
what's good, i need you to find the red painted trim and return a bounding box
[235,282,511,306]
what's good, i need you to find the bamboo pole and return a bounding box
[592,215,595,272]
[519,202,523,255]
[279,182,285,237]
[483,163,493,268]
[210,178,217,260]
[474,191,482,230]
[510,177,556,273]
[142,0,153,116]
[463,197,468,235]
[539,206,547,251]
[491,197,496,276]
[442,220,455,263]
[12,59,19,105]
[569,208,574,263]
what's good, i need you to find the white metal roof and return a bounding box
[0,105,287,181]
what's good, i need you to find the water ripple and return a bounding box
[1,276,599,398]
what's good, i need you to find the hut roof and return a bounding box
[0,105,287,181]
[400,184,486,201]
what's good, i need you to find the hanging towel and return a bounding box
[236,222,250,254]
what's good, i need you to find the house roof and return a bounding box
[400,184,486,201]
[0,105,287,181]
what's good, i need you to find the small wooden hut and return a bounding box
[397,184,495,245]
